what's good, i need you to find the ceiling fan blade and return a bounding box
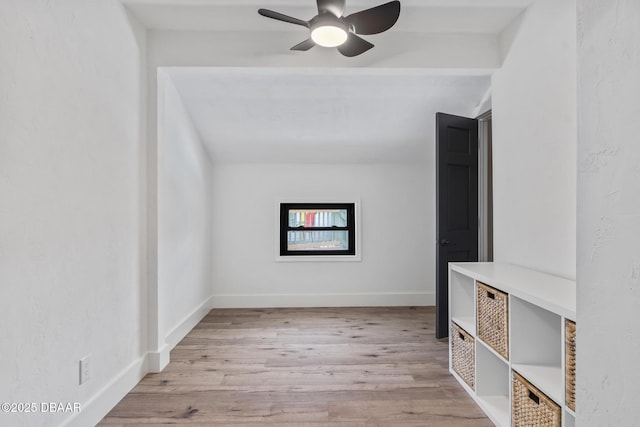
[344,0,400,35]
[337,33,374,57]
[317,0,345,17]
[258,9,309,28]
[291,38,316,51]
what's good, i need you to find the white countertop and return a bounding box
[450,262,576,320]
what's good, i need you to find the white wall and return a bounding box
[577,0,640,424]
[157,73,213,360]
[211,163,434,306]
[491,0,577,279]
[0,1,146,426]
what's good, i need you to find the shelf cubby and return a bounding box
[450,269,476,335]
[448,262,576,427]
[510,295,562,403]
[565,410,576,427]
[475,341,510,427]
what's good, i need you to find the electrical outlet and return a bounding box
[79,355,91,385]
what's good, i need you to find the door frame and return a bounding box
[477,110,493,263]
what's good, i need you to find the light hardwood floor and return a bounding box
[99,306,491,426]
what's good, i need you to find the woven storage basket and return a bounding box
[476,281,509,360]
[566,319,576,412]
[512,371,561,427]
[451,322,475,389]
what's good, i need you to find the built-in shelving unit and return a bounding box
[448,262,576,426]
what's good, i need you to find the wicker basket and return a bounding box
[451,322,475,389]
[566,319,576,412]
[476,281,509,360]
[512,371,561,427]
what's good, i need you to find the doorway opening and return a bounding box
[435,110,493,338]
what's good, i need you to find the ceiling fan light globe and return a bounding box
[311,25,348,47]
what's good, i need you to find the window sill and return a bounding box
[275,254,362,262]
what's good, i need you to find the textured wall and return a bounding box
[0,1,146,426]
[577,0,640,424]
[491,0,577,279]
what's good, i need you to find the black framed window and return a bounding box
[280,203,356,256]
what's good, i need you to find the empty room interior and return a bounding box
[2,0,639,426]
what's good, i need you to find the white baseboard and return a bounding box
[64,295,214,426]
[165,295,214,349]
[211,292,434,308]
[148,295,213,372]
[147,344,170,373]
[62,354,148,427]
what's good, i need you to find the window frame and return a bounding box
[279,202,357,257]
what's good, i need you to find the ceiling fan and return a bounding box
[258,0,401,57]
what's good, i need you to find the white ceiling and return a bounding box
[125,0,530,34]
[165,68,491,163]
[125,0,531,164]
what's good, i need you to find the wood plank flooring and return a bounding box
[99,306,491,426]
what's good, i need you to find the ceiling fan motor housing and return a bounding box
[258,0,400,56]
[309,13,350,47]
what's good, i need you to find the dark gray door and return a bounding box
[435,113,479,339]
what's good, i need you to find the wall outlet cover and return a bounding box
[79,355,91,385]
